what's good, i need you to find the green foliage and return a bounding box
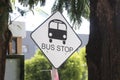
[25,50,51,80]
[18,0,46,8]
[17,0,90,29]
[25,47,88,80]
[18,0,90,27]
[59,47,88,80]
[52,0,90,27]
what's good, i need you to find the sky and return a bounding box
[10,0,90,34]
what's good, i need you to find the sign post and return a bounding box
[51,67,59,80]
[31,11,82,68]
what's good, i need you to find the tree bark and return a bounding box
[0,1,12,80]
[86,0,120,80]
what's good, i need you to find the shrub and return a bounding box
[25,47,87,80]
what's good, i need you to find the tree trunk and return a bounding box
[0,1,12,80]
[86,0,120,80]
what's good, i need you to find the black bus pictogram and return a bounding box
[48,19,67,44]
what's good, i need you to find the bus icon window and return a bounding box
[48,19,67,44]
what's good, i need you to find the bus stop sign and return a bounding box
[31,11,82,68]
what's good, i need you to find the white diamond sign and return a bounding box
[31,11,82,68]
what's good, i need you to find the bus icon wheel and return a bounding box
[63,41,66,44]
[49,39,52,43]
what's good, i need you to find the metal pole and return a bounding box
[51,67,59,80]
